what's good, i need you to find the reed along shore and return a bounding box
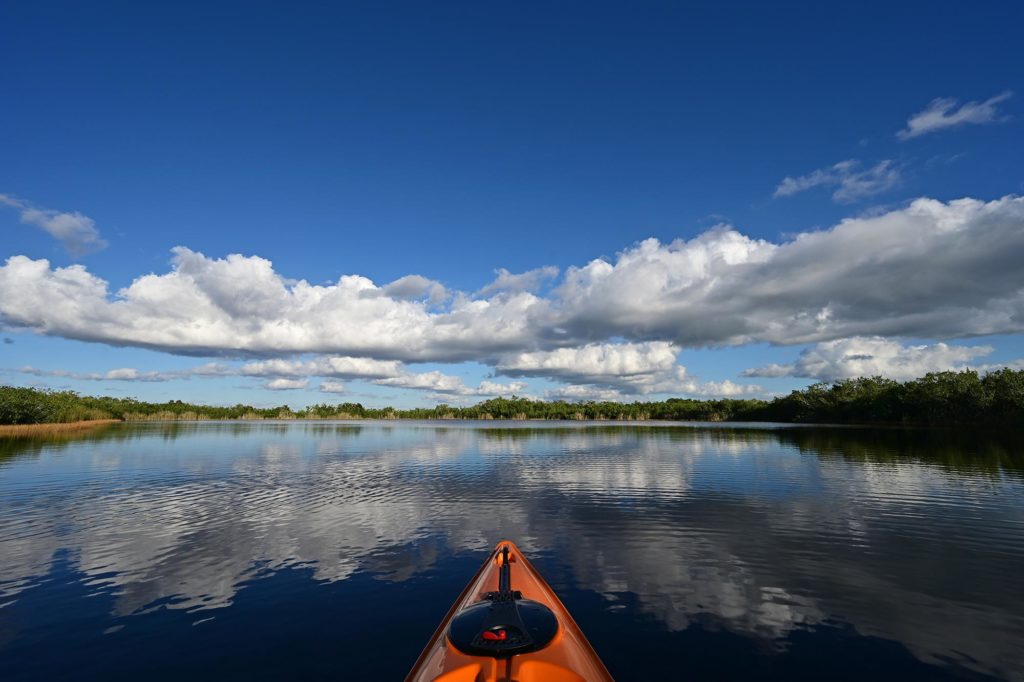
[0,419,121,438]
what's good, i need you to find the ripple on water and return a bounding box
[0,422,1022,681]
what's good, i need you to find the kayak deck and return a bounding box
[406,541,613,682]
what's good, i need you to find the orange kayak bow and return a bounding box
[406,541,614,682]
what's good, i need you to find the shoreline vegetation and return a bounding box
[2,369,1023,428]
[0,419,121,438]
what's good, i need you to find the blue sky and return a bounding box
[2,1,1023,408]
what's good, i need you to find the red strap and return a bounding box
[482,629,507,641]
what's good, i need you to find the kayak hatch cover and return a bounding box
[405,540,614,682]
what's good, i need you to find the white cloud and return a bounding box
[104,367,152,381]
[0,246,548,361]
[264,377,309,390]
[381,274,447,305]
[319,380,347,394]
[15,356,402,385]
[13,355,525,398]
[240,356,402,379]
[543,378,762,402]
[973,359,1024,373]
[374,370,527,397]
[0,194,107,257]
[474,379,529,396]
[898,91,1012,140]
[498,341,679,379]
[743,337,995,382]
[554,196,1024,348]
[774,159,900,202]
[499,342,761,398]
[374,370,466,393]
[625,369,762,398]
[475,266,559,297]
[2,195,1024,363]
[17,345,763,401]
[545,384,629,402]
[740,363,792,378]
[18,365,168,382]
[700,380,764,397]
[187,362,233,376]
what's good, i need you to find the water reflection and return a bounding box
[1,422,1022,680]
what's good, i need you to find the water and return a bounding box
[1,421,1022,681]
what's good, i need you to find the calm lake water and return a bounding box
[1,421,1022,681]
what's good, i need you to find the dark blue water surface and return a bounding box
[1,421,1023,681]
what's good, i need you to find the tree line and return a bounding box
[1,368,1022,426]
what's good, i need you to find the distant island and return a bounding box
[2,369,1022,430]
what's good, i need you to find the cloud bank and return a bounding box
[20,365,169,382]
[498,342,679,380]
[2,194,1024,396]
[374,371,528,398]
[495,342,760,399]
[743,337,995,382]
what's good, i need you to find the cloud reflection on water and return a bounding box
[1,422,1022,679]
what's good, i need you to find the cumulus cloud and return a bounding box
[554,196,1024,349]
[898,91,1013,140]
[319,380,347,394]
[629,369,762,398]
[543,374,761,402]
[381,274,447,305]
[473,379,530,396]
[700,380,764,397]
[475,266,559,297]
[498,341,679,380]
[264,377,309,390]
[2,195,1024,364]
[374,371,527,397]
[0,194,107,257]
[498,342,761,399]
[774,160,901,202]
[743,337,995,382]
[545,384,630,402]
[240,356,402,379]
[15,342,761,401]
[974,359,1024,373]
[0,246,547,361]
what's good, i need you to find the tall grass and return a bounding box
[0,419,121,438]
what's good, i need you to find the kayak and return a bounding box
[405,540,614,682]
